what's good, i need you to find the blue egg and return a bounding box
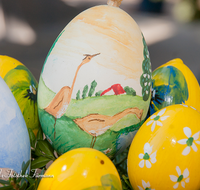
[0,77,31,174]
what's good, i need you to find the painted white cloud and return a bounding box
[0,99,16,127]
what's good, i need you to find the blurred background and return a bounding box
[0,0,200,83]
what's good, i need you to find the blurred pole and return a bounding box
[0,0,6,40]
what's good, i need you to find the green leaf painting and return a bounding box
[140,34,152,101]
[3,64,40,134]
[150,65,189,115]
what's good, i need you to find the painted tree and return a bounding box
[124,86,136,96]
[76,90,80,100]
[140,35,152,101]
[88,80,97,97]
[95,90,103,97]
[82,85,88,99]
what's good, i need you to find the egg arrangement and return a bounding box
[1,0,200,189]
[0,77,31,174]
[128,104,200,190]
[0,55,40,136]
[37,0,152,158]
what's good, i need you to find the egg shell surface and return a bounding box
[38,148,122,190]
[0,77,31,174]
[0,55,40,136]
[149,58,200,116]
[128,104,200,190]
[37,5,152,158]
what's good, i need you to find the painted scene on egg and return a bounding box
[37,5,152,158]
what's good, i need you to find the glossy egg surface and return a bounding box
[149,58,200,116]
[128,104,200,190]
[38,148,122,190]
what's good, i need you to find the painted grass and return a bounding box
[39,108,145,159]
[38,77,149,121]
[38,77,150,158]
[39,109,118,158]
[66,95,148,119]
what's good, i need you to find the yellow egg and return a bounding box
[128,104,200,190]
[149,58,200,116]
[38,148,122,190]
[0,55,40,136]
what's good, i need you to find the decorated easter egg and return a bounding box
[149,58,200,116]
[37,0,152,158]
[128,104,200,190]
[0,55,40,136]
[0,77,31,174]
[38,148,122,189]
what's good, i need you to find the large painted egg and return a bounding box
[149,58,200,116]
[0,55,40,136]
[0,77,31,174]
[128,104,200,190]
[38,148,122,190]
[37,0,152,158]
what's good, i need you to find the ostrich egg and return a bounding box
[0,55,40,136]
[128,104,200,190]
[37,1,152,158]
[0,77,31,174]
[38,148,122,190]
[149,58,200,116]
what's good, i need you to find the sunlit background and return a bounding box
[0,0,200,82]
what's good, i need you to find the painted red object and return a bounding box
[101,84,126,96]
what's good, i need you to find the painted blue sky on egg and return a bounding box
[0,77,31,174]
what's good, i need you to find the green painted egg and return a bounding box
[149,58,200,116]
[0,55,40,136]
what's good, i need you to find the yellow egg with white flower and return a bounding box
[128,104,200,190]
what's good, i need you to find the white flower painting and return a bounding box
[170,166,189,189]
[139,143,157,168]
[178,127,200,155]
[138,180,155,190]
[146,108,169,132]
